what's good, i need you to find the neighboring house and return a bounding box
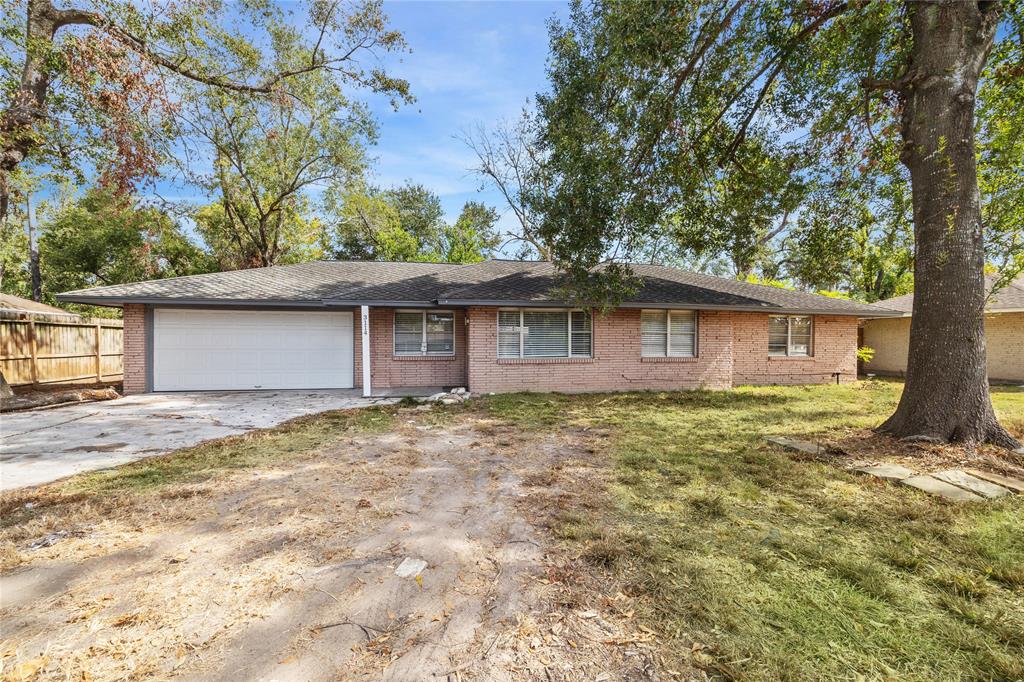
[57,260,898,396]
[862,276,1024,383]
[0,294,82,321]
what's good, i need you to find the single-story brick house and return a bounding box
[862,276,1024,383]
[57,260,898,396]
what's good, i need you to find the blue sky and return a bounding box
[363,1,568,232]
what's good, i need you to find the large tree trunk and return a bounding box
[879,1,1019,448]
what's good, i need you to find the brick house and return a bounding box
[58,260,898,396]
[862,275,1024,383]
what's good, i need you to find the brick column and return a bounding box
[122,303,147,394]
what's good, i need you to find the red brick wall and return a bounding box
[358,308,468,391]
[731,313,858,386]
[122,303,147,394]
[466,307,859,394]
[466,307,734,394]
[120,303,856,395]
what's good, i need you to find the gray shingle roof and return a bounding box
[875,275,1024,314]
[58,259,898,316]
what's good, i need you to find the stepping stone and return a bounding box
[901,475,984,502]
[965,469,1024,494]
[853,463,916,482]
[931,470,1012,499]
[394,557,427,578]
[766,437,825,455]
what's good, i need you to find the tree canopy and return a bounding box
[332,182,501,263]
[0,0,411,221]
[532,1,1022,299]
[532,0,1022,446]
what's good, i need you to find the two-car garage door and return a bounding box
[153,309,354,391]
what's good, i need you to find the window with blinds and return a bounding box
[768,316,812,356]
[497,310,592,358]
[640,310,697,357]
[394,310,455,356]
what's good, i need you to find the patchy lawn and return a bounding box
[2,380,1021,681]
[479,380,1024,680]
[0,405,656,680]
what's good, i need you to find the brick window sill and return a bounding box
[641,356,699,363]
[768,355,815,361]
[393,355,457,362]
[497,357,594,365]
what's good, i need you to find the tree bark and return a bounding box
[26,193,41,301]
[879,0,1019,448]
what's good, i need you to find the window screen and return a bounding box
[641,310,697,357]
[497,310,592,358]
[394,311,454,356]
[769,316,812,356]
[523,311,569,357]
[394,312,424,355]
[668,311,696,357]
[425,312,454,354]
[571,311,592,357]
[497,311,521,358]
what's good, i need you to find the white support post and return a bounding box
[361,305,372,397]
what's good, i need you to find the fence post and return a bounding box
[95,323,102,382]
[28,320,39,385]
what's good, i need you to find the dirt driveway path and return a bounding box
[1,412,662,680]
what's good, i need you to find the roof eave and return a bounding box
[56,294,445,308]
[437,298,899,317]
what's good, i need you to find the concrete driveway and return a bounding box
[0,390,395,491]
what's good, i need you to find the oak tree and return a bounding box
[536,0,1022,447]
[0,0,410,222]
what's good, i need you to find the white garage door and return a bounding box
[153,309,354,391]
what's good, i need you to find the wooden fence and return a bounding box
[0,316,123,386]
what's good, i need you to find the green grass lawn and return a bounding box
[480,380,1024,681]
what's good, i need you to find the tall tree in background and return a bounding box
[0,0,410,222]
[332,183,500,263]
[462,113,554,259]
[34,189,211,315]
[180,13,379,269]
[440,201,502,263]
[537,1,1022,447]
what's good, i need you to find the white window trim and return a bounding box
[769,315,813,357]
[640,309,698,358]
[496,308,593,359]
[394,309,456,357]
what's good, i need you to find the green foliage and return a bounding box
[35,189,212,313]
[857,346,876,363]
[742,273,792,290]
[533,0,1022,301]
[333,182,500,263]
[193,200,330,270]
[0,211,28,296]
[0,0,411,216]
[178,14,382,269]
[441,201,501,264]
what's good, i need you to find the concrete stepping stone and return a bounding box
[931,470,1012,499]
[901,475,984,502]
[394,557,427,578]
[766,436,825,455]
[853,464,916,482]
[965,468,1024,494]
